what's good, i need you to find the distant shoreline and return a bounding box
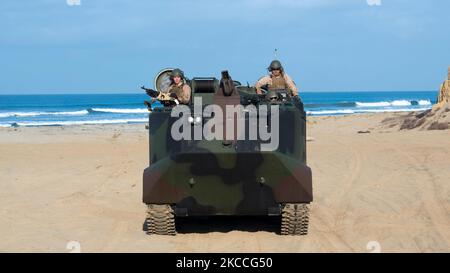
[0,91,436,127]
[0,90,438,96]
[0,111,427,128]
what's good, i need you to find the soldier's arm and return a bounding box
[180,85,191,104]
[284,74,298,96]
[255,76,270,94]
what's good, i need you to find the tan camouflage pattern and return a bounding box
[255,73,298,96]
[165,83,191,104]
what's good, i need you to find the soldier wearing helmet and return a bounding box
[255,60,298,97]
[165,68,191,104]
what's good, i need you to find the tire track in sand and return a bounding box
[311,137,364,252]
[388,141,450,249]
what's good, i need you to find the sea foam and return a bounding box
[355,100,429,107]
[90,108,149,114]
[308,107,430,116]
[0,110,89,118]
[0,118,147,127]
[355,101,391,107]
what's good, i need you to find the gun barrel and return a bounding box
[142,86,160,98]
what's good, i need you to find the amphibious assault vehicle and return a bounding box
[142,68,312,235]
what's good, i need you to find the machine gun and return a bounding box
[141,86,179,107]
[141,86,160,98]
[238,90,266,105]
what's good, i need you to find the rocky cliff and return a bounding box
[381,66,450,131]
[436,66,450,106]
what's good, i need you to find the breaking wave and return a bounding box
[307,108,431,116]
[0,118,147,127]
[89,108,149,114]
[356,100,432,107]
[0,110,89,118]
[417,100,432,106]
[0,108,151,119]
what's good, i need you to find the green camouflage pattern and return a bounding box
[143,78,312,216]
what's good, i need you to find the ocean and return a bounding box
[0,91,437,127]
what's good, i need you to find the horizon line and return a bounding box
[0,90,438,95]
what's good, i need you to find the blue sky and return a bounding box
[1,0,449,94]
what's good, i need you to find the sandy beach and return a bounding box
[0,112,449,253]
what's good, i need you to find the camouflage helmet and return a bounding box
[268,60,283,72]
[171,68,185,79]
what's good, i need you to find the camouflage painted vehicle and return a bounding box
[142,68,312,235]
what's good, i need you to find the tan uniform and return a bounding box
[255,73,298,96]
[166,82,191,104]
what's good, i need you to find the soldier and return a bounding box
[165,68,191,104]
[255,60,298,97]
